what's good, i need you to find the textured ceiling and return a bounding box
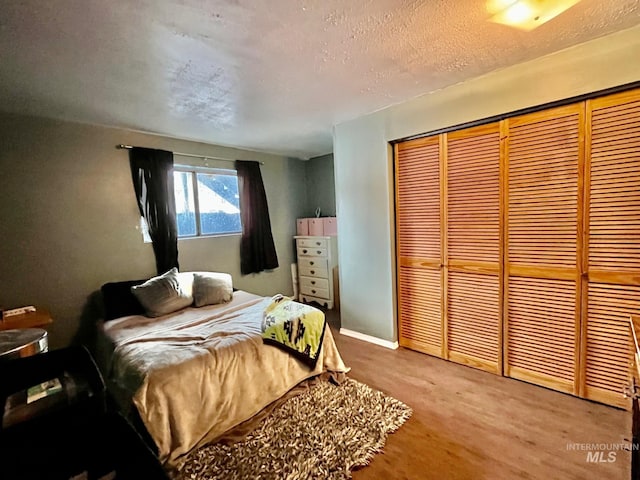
[1,0,639,158]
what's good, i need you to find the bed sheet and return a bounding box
[98,290,349,464]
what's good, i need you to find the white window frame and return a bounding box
[174,165,242,239]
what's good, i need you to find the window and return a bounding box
[173,167,242,237]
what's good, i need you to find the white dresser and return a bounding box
[295,235,338,309]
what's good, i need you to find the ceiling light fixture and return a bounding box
[487,0,582,31]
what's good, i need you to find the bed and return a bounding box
[97,286,349,465]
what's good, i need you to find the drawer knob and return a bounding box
[316,250,321,254]
[303,249,308,254]
[310,270,315,275]
[310,261,314,266]
[316,242,321,246]
[311,281,316,285]
[312,289,316,294]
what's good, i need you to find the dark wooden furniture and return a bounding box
[0,346,169,479]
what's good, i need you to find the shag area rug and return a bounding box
[172,378,412,480]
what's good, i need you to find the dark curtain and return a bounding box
[129,147,179,275]
[236,160,279,274]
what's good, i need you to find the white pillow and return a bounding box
[131,268,194,317]
[192,272,233,307]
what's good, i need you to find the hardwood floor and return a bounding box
[327,314,630,480]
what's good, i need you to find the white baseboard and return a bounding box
[339,328,399,350]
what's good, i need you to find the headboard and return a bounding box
[100,279,148,321]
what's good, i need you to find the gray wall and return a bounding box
[0,112,308,348]
[334,25,640,342]
[304,153,335,217]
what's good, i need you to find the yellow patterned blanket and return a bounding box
[261,294,327,367]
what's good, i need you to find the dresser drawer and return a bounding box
[299,265,329,278]
[298,257,328,270]
[300,284,330,300]
[297,238,328,249]
[299,276,329,290]
[297,246,327,258]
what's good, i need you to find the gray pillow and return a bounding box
[131,268,194,317]
[193,272,233,307]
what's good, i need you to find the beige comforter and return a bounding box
[102,290,348,465]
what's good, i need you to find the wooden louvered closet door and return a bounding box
[396,137,444,357]
[394,87,640,408]
[582,89,640,408]
[446,124,502,374]
[504,105,583,395]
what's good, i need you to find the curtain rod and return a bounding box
[116,144,264,165]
